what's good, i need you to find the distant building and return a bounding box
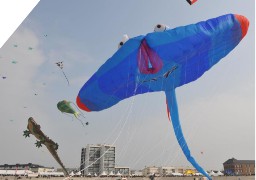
[158,166,196,176]
[158,166,176,176]
[130,170,143,177]
[114,167,130,176]
[223,158,255,176]
[100,145,115,175]
[0,163,53,173]
[80,144,116,176]
[80,144,100,176]
[0,163,57,176]
[142,166,159,176]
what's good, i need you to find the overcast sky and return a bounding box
[0,0,254,172]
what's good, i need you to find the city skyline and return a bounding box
[1,156,255,175]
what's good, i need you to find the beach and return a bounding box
[0,176,255,180]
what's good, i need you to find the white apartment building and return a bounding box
[80,144,115,176]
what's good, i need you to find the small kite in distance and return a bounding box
[56,61,63,69]
[186,0,197,5]
[56,61,70,86]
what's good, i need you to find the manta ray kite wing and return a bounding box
[76,14,249,180]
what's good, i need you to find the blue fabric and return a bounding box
[166,90,211,180]
[78,14,244,111]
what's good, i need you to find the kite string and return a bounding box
[116,54,155,167]
[130,57,176,172]
[70,101,86,119]
[61,69,70,86]
[62,112,85,127]
[67,94,137,179]
[74,100,129,175]
[69,68,138,176]
[123,55,165,168]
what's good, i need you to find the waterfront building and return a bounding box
[176,167,187,174]
[157,166,196,176]
[223,158,255,176]
[158,166,176,176]
[0,163,53,173]
[0,163,60,177]
[142,166,159,176]
[130,170,143,177]
[80,144,116,176]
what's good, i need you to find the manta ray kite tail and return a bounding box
[166,90,210,179]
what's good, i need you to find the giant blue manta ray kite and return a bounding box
[77,14,249,179]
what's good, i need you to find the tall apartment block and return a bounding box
[80,144,115,176]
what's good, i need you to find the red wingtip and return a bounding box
[187,0,197,5]
[76,96,91,112]
[235,14,249,39]
[191,0,198,5]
